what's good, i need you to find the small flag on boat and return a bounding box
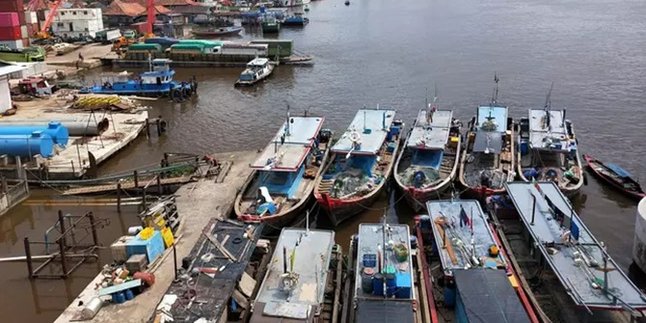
[459,206,470,228]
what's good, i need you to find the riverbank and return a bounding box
[54,150,258,323]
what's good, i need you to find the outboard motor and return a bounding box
[318,129,332,144]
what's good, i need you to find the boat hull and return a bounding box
[399,182,453,212]
[584,154,645,200]
[191,28,243,37]
[315,184,386,226]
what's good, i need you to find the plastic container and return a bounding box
[360,268,374,294]
[124,289,134,301]
[395,272,412,299]
[372,273,384,296]
[385,273,397,297]
[112,292,125,304]
[362,253,376,267]
[81,297,103,319]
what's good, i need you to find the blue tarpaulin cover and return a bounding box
[606,163,633,178]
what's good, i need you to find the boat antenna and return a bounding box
[305,210,310,235]
[363,109,367,133]
[544,82,553,129]
[425,87,428,111]
[491,73,500,105]
[286,104,291,137]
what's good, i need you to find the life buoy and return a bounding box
[349,130,361,143]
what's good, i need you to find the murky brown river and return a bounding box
[2,0,645,321]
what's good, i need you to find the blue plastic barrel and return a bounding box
[0,122,69,146]
[0,132,55,158]
[385,273,397,297]
[520,140,529,155]
[124,289,134,301]
[112,292,125,304]
[444,286,457,307]
[372,273,384,296]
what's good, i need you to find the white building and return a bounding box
[45,8,104,39]
[0,62,27,114]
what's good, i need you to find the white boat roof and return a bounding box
[248,57,269,66]
[250,116,324,172]
[407,109,452,150]
[505,182,646,310]
[426,200,505,273]
[528,109,570,151]
[476,105,508,132]
[253,228,335,320]
[332,109,396,155]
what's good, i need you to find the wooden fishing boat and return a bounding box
[235,115,331,228]
[250,227,342,322]
[458,102,515,199]
[191,26,243,37]
[234,58,274,87]
[416,200,539,323]
[517,86,583,196]
[314,108,403,226]
[584,154,645,200]
[394,105,461,212]
[489,182,646,321]
[347,221,425,323]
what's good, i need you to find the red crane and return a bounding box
[146,0,155,38]
[35,0,64,39]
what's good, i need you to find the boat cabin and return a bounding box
[407,110,453,168]
[18,77,54,95]
[140,59,176,85]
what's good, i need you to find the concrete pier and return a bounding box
[53,150,259,323]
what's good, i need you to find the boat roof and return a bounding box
[505,182,646,310]
[426,200,505,272]
[248,57,270,66]
[407,109,452,150]
[477,105,508,132]
[473,130,504,154]
[606,163,633,178]
[355,300,415,323]
[161,219,262,322]
[529,109,570,151]
[152,58,172,64]
[252,228,335,322]
[250,116,324,172]
[354,223,415,300]
[332,109,396,155]
[454,270,531,323]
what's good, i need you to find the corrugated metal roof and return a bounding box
[407,109,452,150]
[250,117,323,171]
[252,228,334,321]
[505,182,646,310]
[426,200,505,272]
[332,109,396,155]
[476,105,508,132]
[104,0,170,16]
[528,109,570,151]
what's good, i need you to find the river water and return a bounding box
[2,0,645,321]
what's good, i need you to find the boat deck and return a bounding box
[251,228,334,322]
[426,200,506,272]
[407,110,452,150]
[506,182,646,311]
[332,108,396,155]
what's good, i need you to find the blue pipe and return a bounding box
[0,121,69,147]
[0,131,55,158]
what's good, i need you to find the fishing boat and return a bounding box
[235,114,332,227]
[394,102,462,211]
[314,108,403,226]
[584,154,645,200]
[348,222,421,323]
[79,59,197,101]
[191,26,243,37]
[517,85,583,196]
[250,227,342,322]
[459,78,515,199]
[493,182,646,321]
[261,14,281,33]
[345,0,350,6]
[417,200,538,323]
[234,58,274,87]
[282,12,309,26]
[280,0,311,7]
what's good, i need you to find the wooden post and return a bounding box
[88,212,98,246]
[156,119,162,136]
[59,237,68,278]
[58,210,67,249]
[116,182,122,212]
[70,160,75,176]
[145,118,150,136]
[156,175,162,195]
[134,170,139,188]
[1,176,7,194]
[24,237,33,279]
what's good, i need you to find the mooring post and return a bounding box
[70,160,75,176]
[59,237,68,278]
[116,182,122,212]
[156,119,162,136]
[24,237,33,279]
[88,212,98,246]
[173,243,178,281]
[145,118,150,136]
[134,170,139,188]
[58,210,67,249]
[156,175,162,195]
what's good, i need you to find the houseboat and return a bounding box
[235,58,274,87]
[235,115,331,228]
[394,105,461,211]
[417,200,539,322]
[79,59,197,101]
[459,82,515,199]
[517,87,583,196]
[314,108,403,226]
[490,182,646,322]
[348,222,421,323]
[250,228,342,322]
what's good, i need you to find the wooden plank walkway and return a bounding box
[61,175,194,195]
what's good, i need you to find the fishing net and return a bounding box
[398,166,441,188]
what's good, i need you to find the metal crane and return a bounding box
[33,0,65,40]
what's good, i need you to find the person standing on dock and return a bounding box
[76,52,84,69]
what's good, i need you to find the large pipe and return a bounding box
[0,132,55,158]
[0,118,110,136]
[0,121,69,146]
